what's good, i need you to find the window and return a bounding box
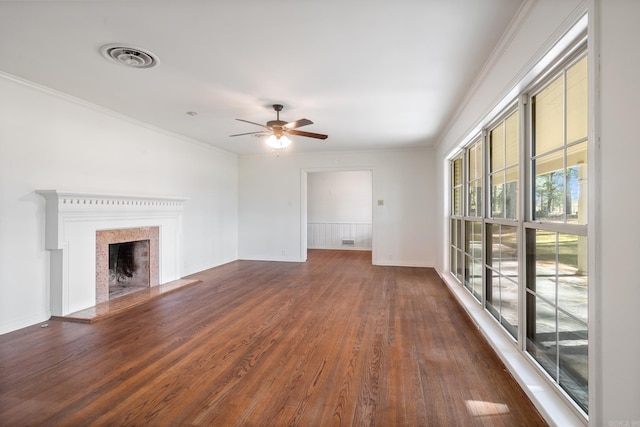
[464,220,482,299]
[532,55,588,224]
[526,53,588,413]
[467,138,483,218]
[464,138,483,300]
[486,223,519,338]
[490,110,519,220]
[450,155,464,282]
[486,109,520,338]
[448,48,589,415]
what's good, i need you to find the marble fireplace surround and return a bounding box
[96,226,159,304]
[38,190,188,316]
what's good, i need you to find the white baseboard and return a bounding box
[0,311,51,335]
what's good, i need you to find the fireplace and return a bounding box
[96,226,159,303]
[38,190,187,316]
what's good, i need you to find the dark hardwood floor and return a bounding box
[0,250,546,426]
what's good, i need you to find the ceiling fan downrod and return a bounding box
[273,104,283,121]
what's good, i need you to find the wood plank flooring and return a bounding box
[0,250,547,426]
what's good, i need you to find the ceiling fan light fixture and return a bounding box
[265,134,292,149]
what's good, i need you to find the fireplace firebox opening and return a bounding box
[109,239,150,298]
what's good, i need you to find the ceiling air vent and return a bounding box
[100,44,158,68]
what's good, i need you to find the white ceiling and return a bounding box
[0,0,524,155]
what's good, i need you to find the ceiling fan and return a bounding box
[230,104,328,149]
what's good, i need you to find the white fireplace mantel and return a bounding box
[37,190,188,316]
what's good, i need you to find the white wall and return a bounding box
[307,171,372,223]
[434,0,640,425]
[0,75,238,334]
[238,148,435,267]
[597,0,640,424]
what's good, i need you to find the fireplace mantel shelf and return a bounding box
[37,190,189,209]
[37,190,189,250]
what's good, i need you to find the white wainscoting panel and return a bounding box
[308,222,372,250]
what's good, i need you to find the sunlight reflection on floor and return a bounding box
[465,400,511,417]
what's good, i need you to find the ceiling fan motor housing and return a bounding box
[267,120,287,128]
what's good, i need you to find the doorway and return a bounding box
[301,169,374,262]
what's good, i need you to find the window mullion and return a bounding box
[555,233,561,382]
[518,93,529,351]
[563,70,569,223]
[482,130,488,307]
[523,221,587,236]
